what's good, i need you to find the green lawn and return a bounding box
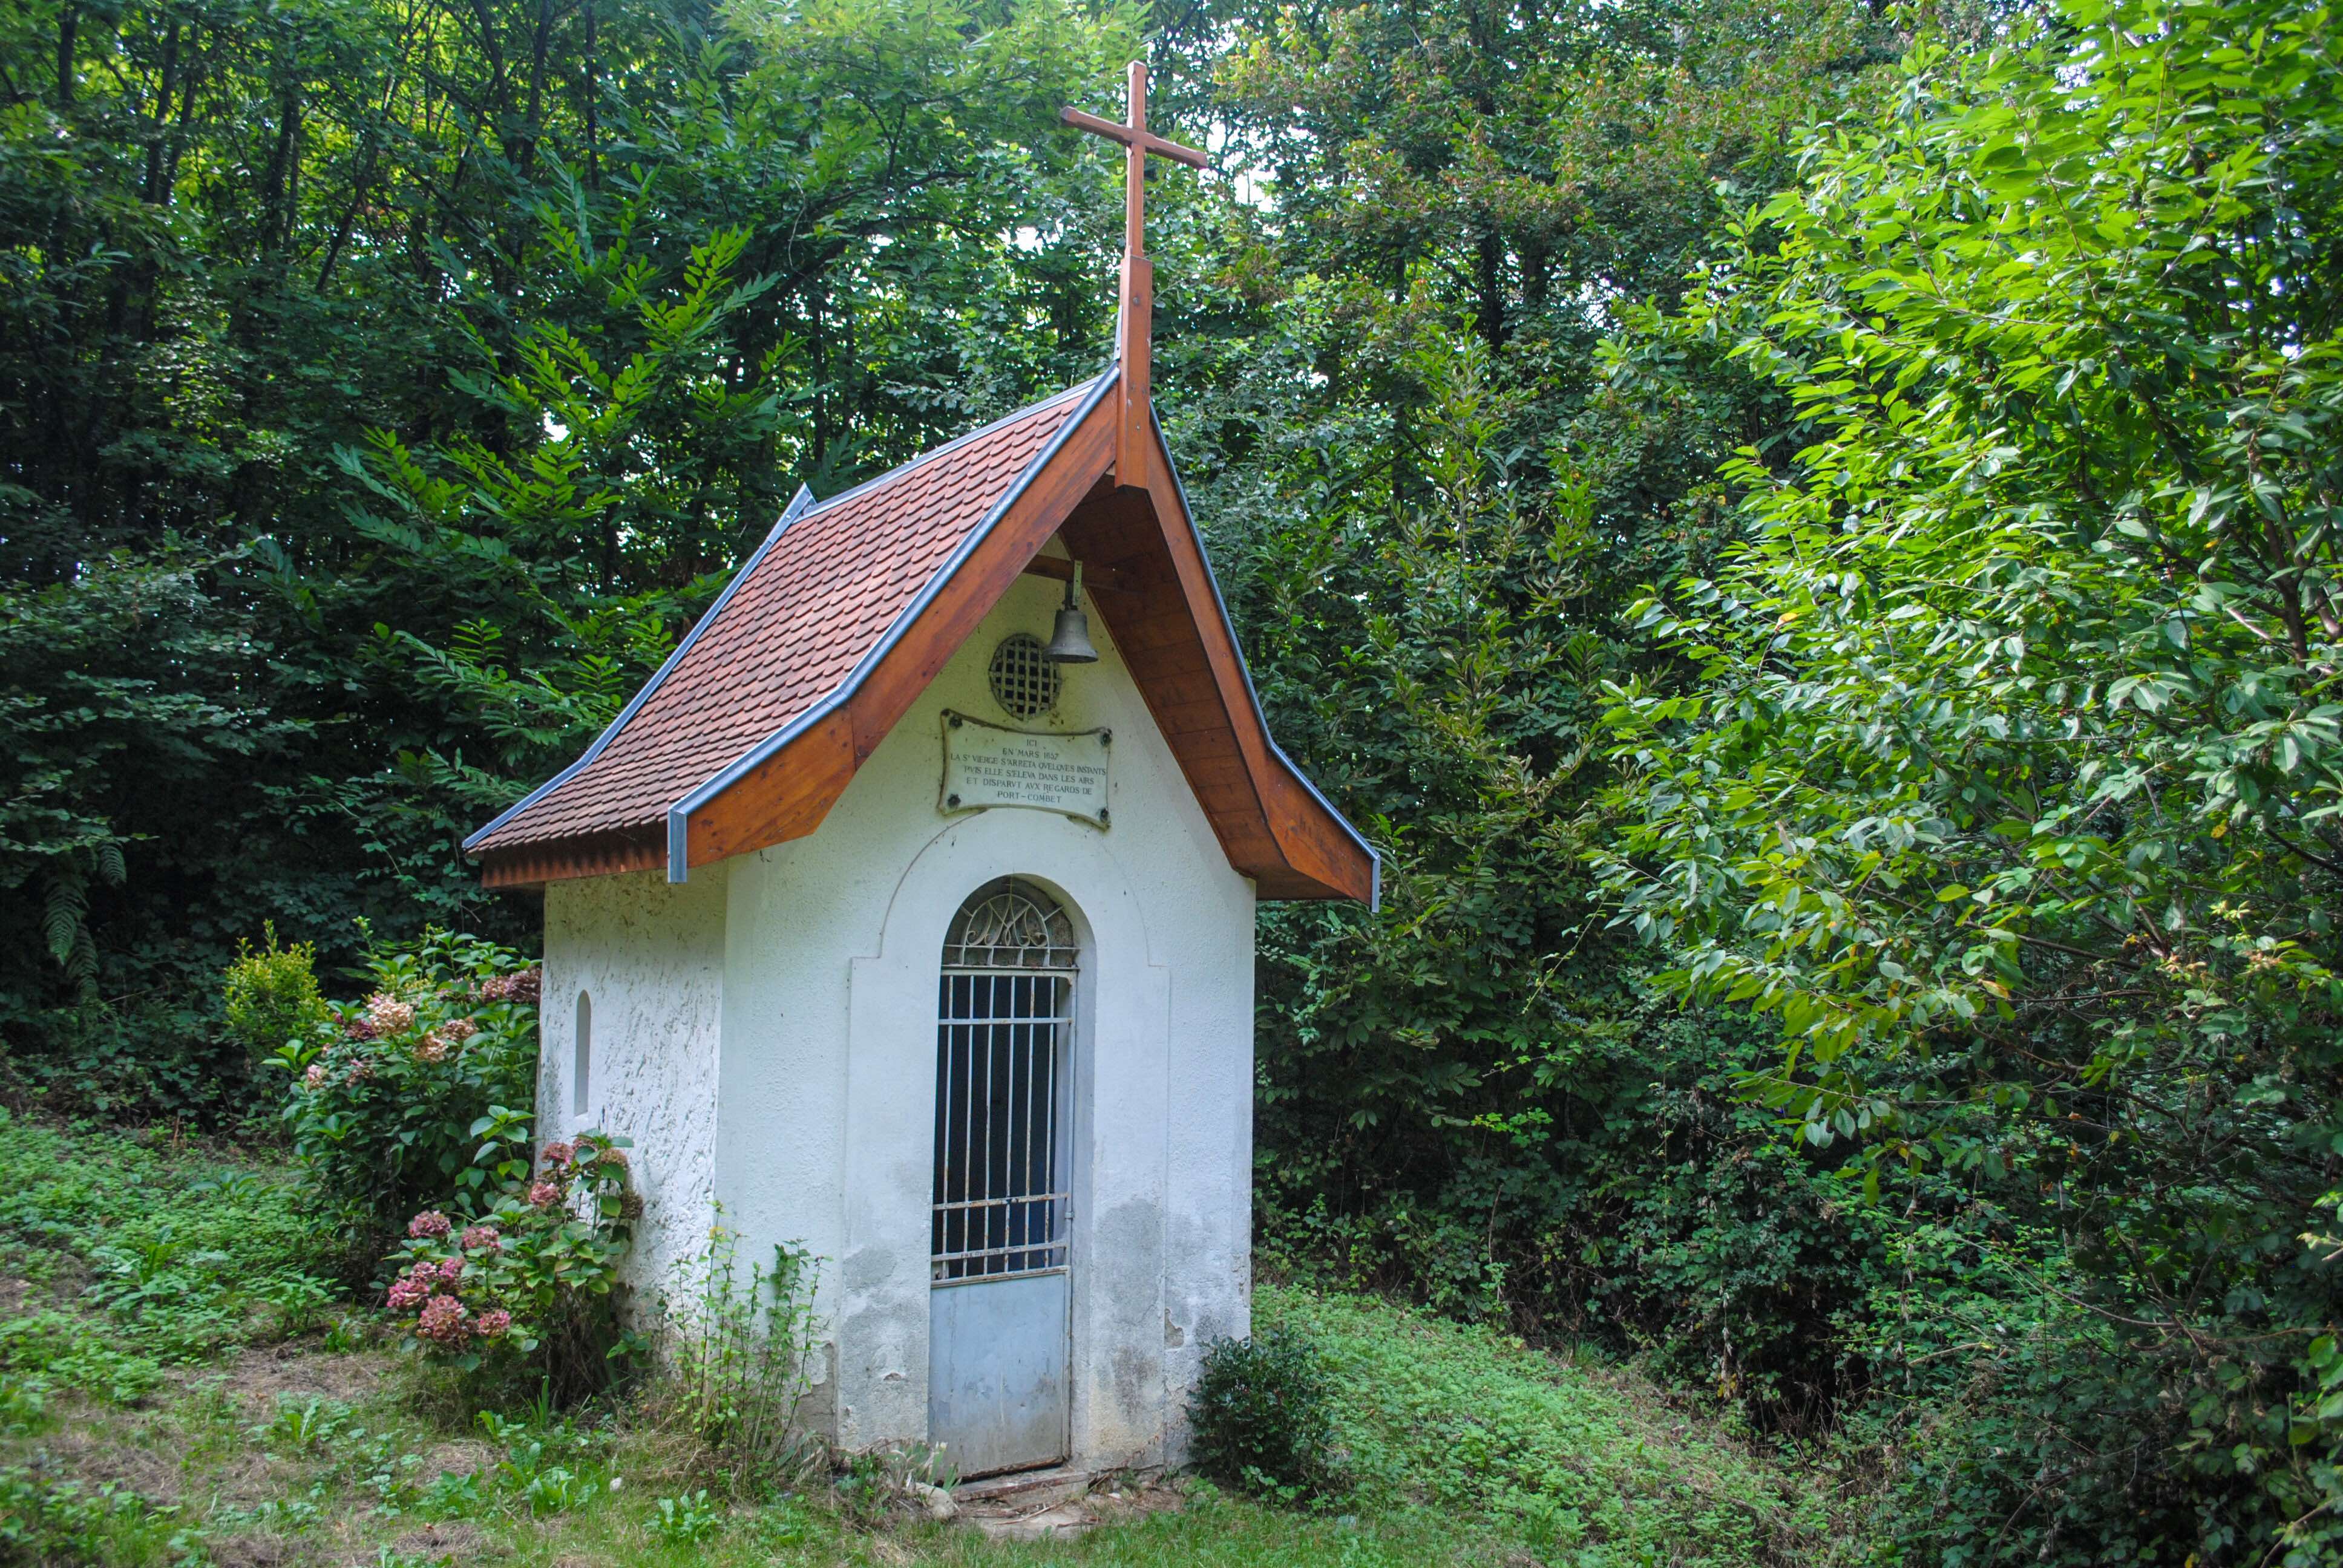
[0,1112,1838,1567]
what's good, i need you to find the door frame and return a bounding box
[837,814,1170,1466]
[927,889,1078,1474]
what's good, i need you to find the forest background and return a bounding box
[3,0,2340,1559]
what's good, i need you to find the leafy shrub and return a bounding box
[1594,0,2343,1556]
[272,927,540,1279]
[1188,1327,1339,1503]
[221,923,332,1059]
[382,1132,634,1403]
[0,993,257,1129]
[649,1219,825,1494]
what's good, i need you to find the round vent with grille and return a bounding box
[988,633,1061,720]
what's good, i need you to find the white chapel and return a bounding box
[464,64,1377,1480]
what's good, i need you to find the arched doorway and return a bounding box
[929,877,1076,1475]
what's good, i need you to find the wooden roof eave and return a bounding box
[1110,409,1378,907]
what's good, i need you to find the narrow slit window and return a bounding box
[572,991,592,1119]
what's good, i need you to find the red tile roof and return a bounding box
[468,377,1101,855]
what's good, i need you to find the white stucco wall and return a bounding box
[538,862,730,1302]
[534,556,1259,1474]
[718,565,1257,1472]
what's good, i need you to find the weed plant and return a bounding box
[647,1217,824,1496]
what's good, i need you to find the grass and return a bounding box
[1267,1287,1826,1564]
[0,1111,1839,1567]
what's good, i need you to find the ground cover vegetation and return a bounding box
[7,0,2341,1559]
[0,1114,1815,1567]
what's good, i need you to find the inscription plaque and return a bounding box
[940,711,1111,828]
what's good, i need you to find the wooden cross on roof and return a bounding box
[1061,62,1204,492]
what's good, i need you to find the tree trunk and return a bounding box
[1476,229,1506,352]
[140,25,182,204]
[54,2,77,105]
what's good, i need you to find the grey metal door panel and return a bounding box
[929,1271,1070,1477]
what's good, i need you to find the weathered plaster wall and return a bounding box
[539,863,730,1303]
[715,562,1257,1472]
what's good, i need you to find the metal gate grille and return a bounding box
[932,881,1073,1284]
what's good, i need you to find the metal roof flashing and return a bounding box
[461,483,817,857]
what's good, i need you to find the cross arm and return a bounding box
[1058,106,1207,168]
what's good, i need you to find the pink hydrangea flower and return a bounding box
[540,1142,574,1168]
[343,1060,375,1085]
[407,1210,452,1240]
[440,1016,477,1044]
[595,1145,629,1169]
[341,1013,379,1042]
[303,1063,328,1089]
[460,1225,500,1251]
[416,1295,468,1344]
[436,1256,464,1284]
[476,969,542,1004]
[472,1308,513,1338]
[528,1180,562,1207]
[387,1276,430,1312]
[413,1030,450,1064]
[364,992,416,1034]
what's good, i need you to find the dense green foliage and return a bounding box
[1170,0,1910,1435]
[0,0,1142,1109]
[1600,0,2343,1558]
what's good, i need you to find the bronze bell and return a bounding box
[1044,561,1099,664]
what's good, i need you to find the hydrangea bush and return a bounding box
[269,928,541,1281]
[383,1132,637,1400]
